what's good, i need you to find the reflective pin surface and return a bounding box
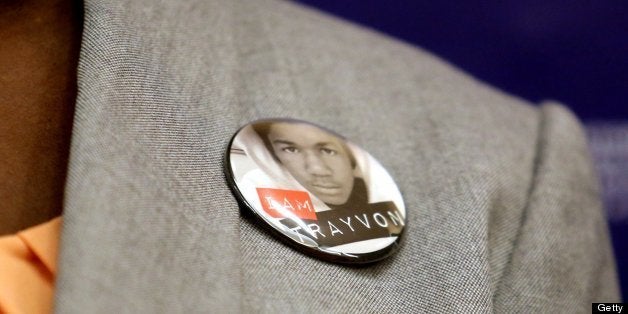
[225,119,406,264]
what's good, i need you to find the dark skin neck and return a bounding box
[0,0,82,235]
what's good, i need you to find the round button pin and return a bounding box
[225,119,406,264]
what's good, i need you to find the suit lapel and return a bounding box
[55,0,248,311]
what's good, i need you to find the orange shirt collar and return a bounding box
[16,217,62,275]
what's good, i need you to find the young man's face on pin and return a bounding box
[267,123,355,205]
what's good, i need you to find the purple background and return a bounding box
[295,0,627,300]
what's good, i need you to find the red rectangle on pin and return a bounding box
[256,188,317,220]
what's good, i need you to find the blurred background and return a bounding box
[295,0,627,300]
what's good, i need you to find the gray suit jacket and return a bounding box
[54,0,620,312]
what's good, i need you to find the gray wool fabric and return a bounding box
[54,0,620,313]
